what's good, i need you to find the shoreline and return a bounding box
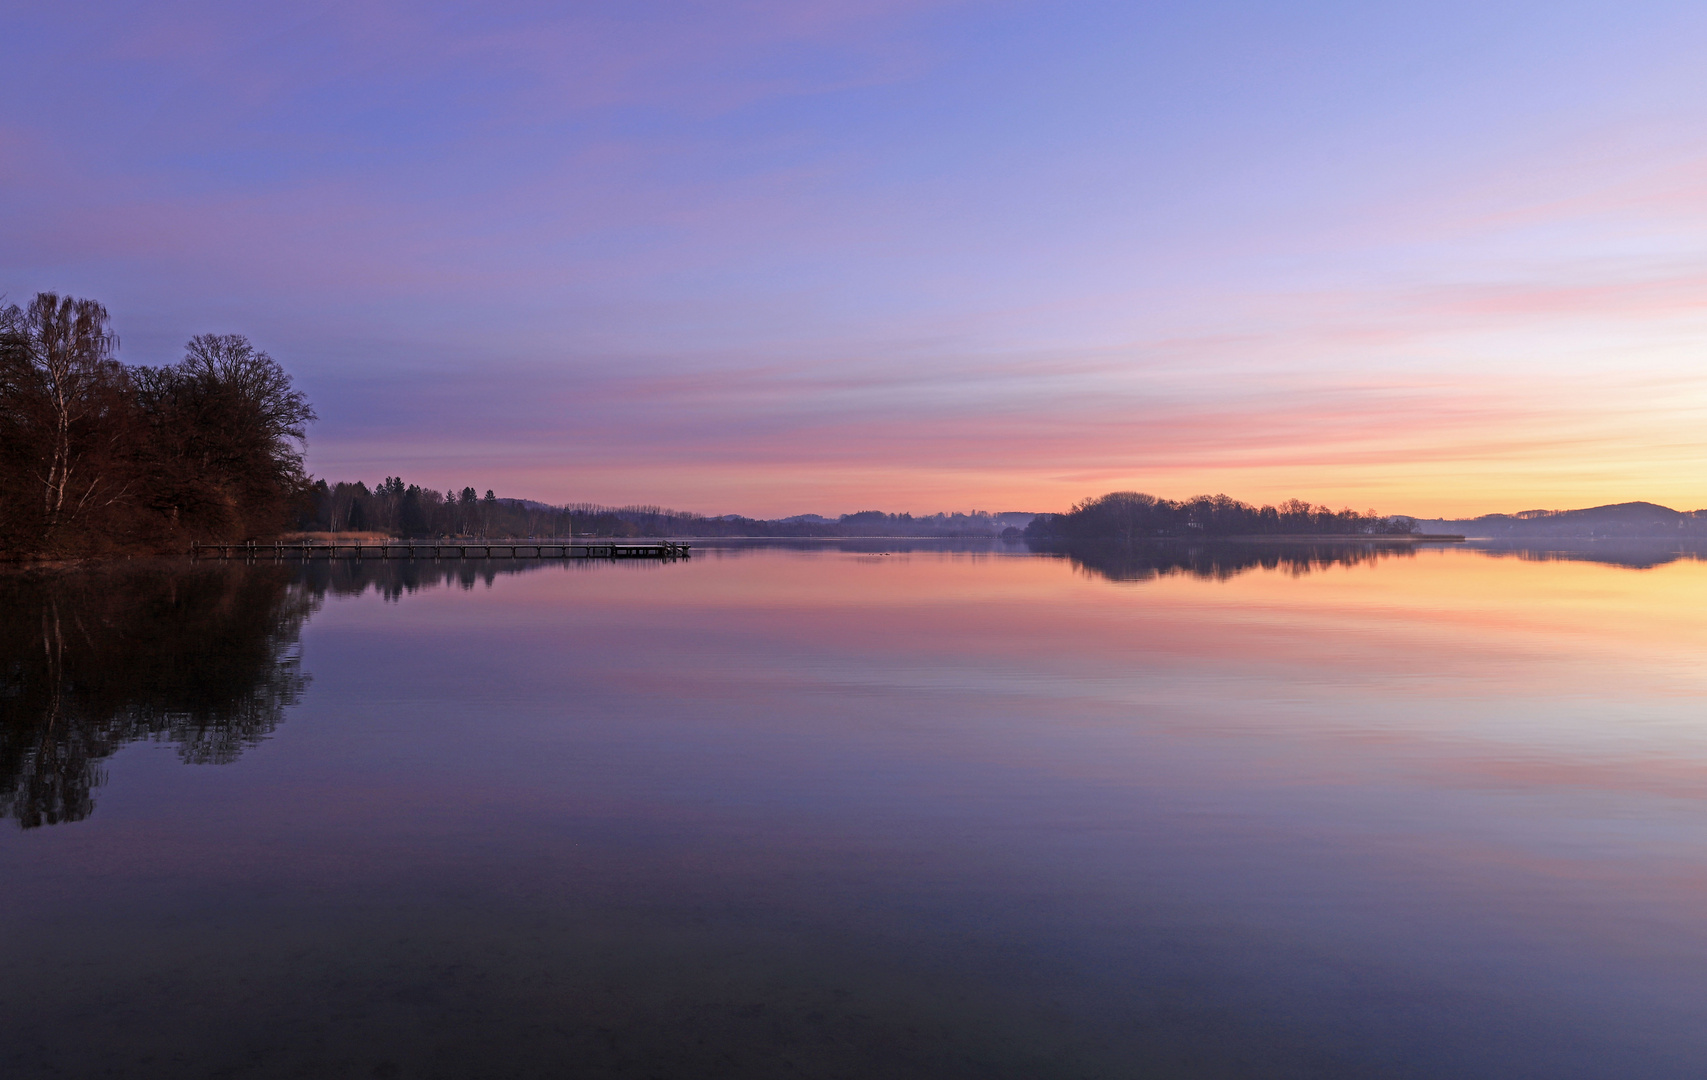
[1026,533,1466,545]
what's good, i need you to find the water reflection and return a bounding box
[294,555,584,601]
[1030,536,1707,580]
[1032,538,1422,582]
[1467,540,1707,569]
[3,548,1707,1078]
[0,559,674,826]
[0,564,315,827]
[1,539,1694,831]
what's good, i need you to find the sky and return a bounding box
[4,0,1707,518]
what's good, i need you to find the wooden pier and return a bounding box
[192,540,690,560]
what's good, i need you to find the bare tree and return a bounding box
[131,333,318,538]
[177,333,316,474]
[0,293,130,539]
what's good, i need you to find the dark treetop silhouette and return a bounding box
[0,292,315,558]
[1025,491,1419,544]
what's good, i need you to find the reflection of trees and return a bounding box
[1467,541,1707,571]
[1033,540,1418,583]
[292,556,665,602]
[0,565,316,827]
[1035,538,1707,578]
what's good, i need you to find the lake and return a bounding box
[3,541,1706,1078]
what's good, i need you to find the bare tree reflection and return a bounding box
[0,565,316,827]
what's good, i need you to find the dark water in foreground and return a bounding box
[3,542,1706,1078]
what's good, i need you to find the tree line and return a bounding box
[299,481,697,538]
[1,292,314,558]
[1025,491,1418,544]
[299,484,1028,539]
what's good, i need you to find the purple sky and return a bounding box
[6,1,1707,516]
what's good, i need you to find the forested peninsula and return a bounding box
[1024,491,1420,543]
[2,293,314,560]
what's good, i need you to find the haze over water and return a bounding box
[4,543,1706,1078]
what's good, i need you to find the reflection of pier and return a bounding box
[193,540,691,560]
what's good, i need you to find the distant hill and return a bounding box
[1415,502,1707,538]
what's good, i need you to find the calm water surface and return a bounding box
[3,542,1706,1078]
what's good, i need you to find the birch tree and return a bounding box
[0,293,129,540]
